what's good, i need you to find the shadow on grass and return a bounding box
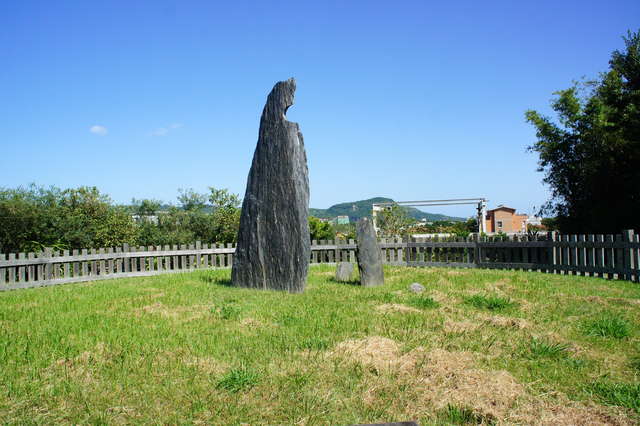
[195,270,233,287]
[327,277,361,286]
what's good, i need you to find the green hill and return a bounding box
[310,197,465,222]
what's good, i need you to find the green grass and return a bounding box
[216,366,260,393]
[437,404,495,425]
[463,294,516,311]
[589,382,640,413]
[0,265,639,424]
[528,338,570,359]
[407,295,440,309]
[582,315,631,339]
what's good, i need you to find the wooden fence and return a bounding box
[0,230,638,291]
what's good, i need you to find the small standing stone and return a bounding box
[408,283,425,293]
[335,262,354,281]
[355,217,384,287]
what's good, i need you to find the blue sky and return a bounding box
[2,1,638,217]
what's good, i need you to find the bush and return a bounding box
[0,185,137,253]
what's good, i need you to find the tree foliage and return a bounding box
[0,185,137,253]
[309,216,334,241]
[135,187,241,247]
[376,205,414,238]
[526,30,640,233]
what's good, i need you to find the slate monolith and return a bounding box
[231,78,310,293]
[355,217,385,287]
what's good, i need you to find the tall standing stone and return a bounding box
[231,78,310,293]
[356,217,385,287]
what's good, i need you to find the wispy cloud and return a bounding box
[89,125,108,136]
[151,122,183,137]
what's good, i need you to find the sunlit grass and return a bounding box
[582,315,631,339]
[0,265,639,423]
[464,294,516,311]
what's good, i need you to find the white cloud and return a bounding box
[89,125,108,136]
[152,127,169,137]
[151,122,183,137]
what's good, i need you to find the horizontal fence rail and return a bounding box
[0,230,638,291]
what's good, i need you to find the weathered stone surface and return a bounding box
[231,78,309,293]
[408,282,425,293]
[335,262,354,281]
[355,217,384,287]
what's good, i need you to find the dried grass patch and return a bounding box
[240,317,262,327]
[12,301,40,309]
[511,395,633,425]
[183,356,227,375]
[572,295,640,308]
[583,295,608,304]
[333,337,629,424]
[332,337,401,372]
[607,297,640,306]
[376,304,422,314]
[447,270,469,276]
[411,348,524,420]
[105,406,141,422]
[335,338,523,420]
[430,290,456,304]
[138,287,162,292]
[485,279,516,294]
[443,320,479,333]
[46,342,111,385]
[518,299,536,313]
[479,314,530,330]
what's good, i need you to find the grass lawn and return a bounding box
[1,265,639,424]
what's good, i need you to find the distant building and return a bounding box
[484,205,528,233]
[330,215,350,225]
[526,216,543,227]
[131,214,159,224]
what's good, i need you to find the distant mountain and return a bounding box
[310,197,466,222]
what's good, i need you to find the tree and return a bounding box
[0,185,137,253]
[526,30,640,233]
[208,187,241,243]
[131,198,162,217]
[376,205,413,238]
[309,216,334,240]
[177,188,208,211]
